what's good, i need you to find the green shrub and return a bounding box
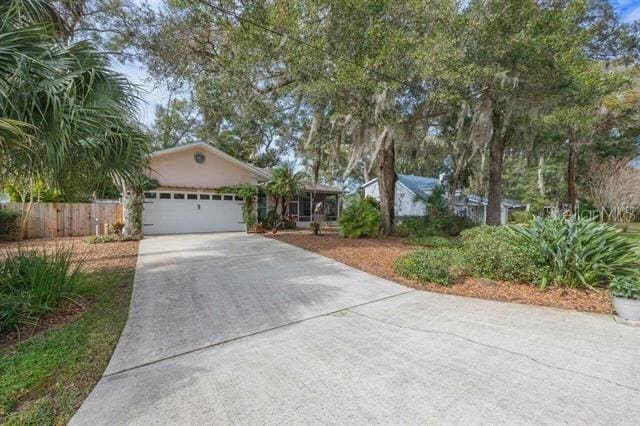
[609,275,640,299]
[511,215,639,288]
[433,215,476,236]
[406,236,457,248]
[0,247,82,332]
[338,196,381,238]
[261,210,280,230]
[509,211,533,224]
[393,217,439,237]
[0,209,21,241]
[394,215,476,238]
[459,226,547,284]
[395,248,465,285]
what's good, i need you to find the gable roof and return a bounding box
[397,174,440,202]
[151,143,345,193]
[363,174,523,207]
[362,174,441,202]
[151,142,270,180]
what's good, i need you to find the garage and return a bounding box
[142,191,245,235]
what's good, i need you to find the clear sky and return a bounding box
[117,0,640,126]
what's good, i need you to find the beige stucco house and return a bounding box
[141,143,343,234]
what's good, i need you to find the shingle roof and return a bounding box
[396,174,441,201]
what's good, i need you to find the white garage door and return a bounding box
[142,191,245,235]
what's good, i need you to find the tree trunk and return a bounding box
[446,168,459,214]
[567,127,578,214]
[537,153,545,197]
[377,131,396,236]
[487,132,507,225]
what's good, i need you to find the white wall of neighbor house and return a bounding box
[363,181,426,216]
[148,145,258,189]
[364,180,514,225]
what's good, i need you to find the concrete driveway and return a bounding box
[72,233,640,425]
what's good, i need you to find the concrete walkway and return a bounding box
[72,233,640,425]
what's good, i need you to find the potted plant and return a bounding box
[609,275,640,322]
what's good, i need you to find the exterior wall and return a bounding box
[364,180,512,225]
[148,145,257,189]
[363,181,426,217]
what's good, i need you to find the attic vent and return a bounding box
[194,152,206,164]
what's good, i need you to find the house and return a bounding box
[361,174,522,225]
[141,143,344,235]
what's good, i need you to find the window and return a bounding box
[235,196,244,201]
[173,193,185,200]
[257,194,267,221]
[301,193,311,217]
[325,195,338,220]
[187,194,197,200]
[289,201,299,216]
[199,194,210,200]
[212,195,222,200]
[194,152,206,164]
[159,193,171,199]
[144,192,157,199]
[223,195,233,201]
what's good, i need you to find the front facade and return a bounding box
[142,143,343,235]
[362,174,521,225]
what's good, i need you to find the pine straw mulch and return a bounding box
[0,237,139,273]
[266,228,613,315]
[0,238,139,347]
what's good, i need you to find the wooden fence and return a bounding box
[1,202,124,239]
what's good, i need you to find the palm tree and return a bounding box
[0,0,150,236]
[264,163,303,217]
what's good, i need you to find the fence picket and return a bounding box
[0,202,122,238]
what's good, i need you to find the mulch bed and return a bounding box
[267,228,613,315]
[0,238,139,347]
[0,237,139,272]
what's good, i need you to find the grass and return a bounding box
[0,270,133,424]
[619,222,640,245]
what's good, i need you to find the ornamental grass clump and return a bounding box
[0,247,83,333]
[511,215,639,289]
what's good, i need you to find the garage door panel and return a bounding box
[143,194,244,235]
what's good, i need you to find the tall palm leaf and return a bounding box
[0,0,150,196]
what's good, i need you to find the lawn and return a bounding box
[619,222,640,246]
[0,240,138,424]
[268,229,613,314]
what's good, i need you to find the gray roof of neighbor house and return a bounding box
[361,174,440,202]
[397,174,441,201]
[363,174,523,207]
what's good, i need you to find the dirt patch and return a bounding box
[267,229,613,314]
[0,237,139,272]
[0,299,90,348]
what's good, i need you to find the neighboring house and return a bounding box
[142,143,343,235]
[361,174,523,225]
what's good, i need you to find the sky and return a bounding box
[117,0,640,127]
